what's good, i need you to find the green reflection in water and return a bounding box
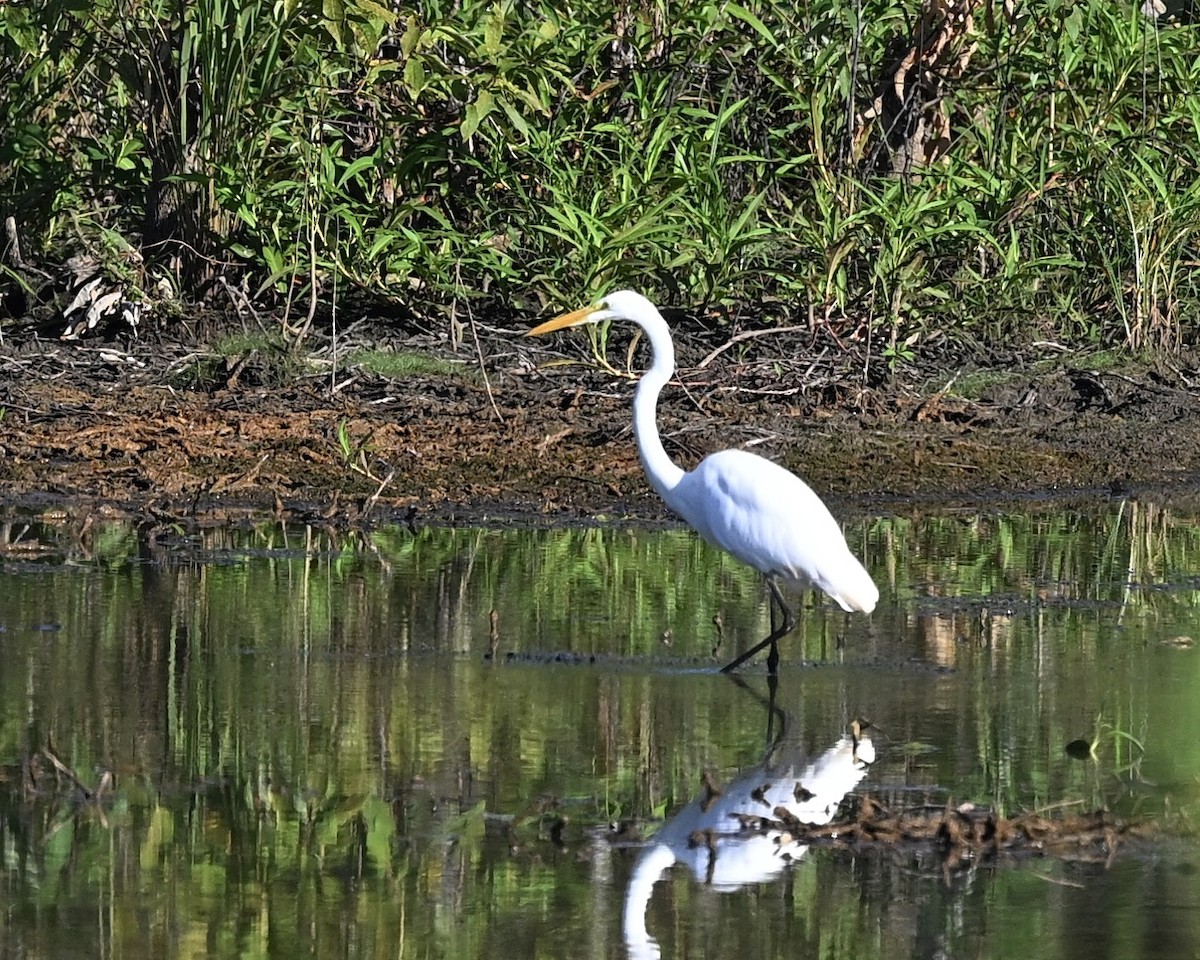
[0,500,1199,959]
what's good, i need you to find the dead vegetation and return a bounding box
[3,324,1200,529]
[728,796,1151,871]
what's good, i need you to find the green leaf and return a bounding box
[483,8,504,56]
[403,57,426,95]
[461,102,481,141]
[725,3,777,47]
[353,0,397,26]
[400,16,421,57]
[498,97,530,139]
[461,89,494,141]
[263,246,285,275]
[475,88,494,121]
[367,230,401,260]
[337,154,378,188]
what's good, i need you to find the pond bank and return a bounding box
[3,327,1199,528]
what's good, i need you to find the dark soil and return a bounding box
[4,317,1200,529]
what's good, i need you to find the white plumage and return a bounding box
[669,449,878,613]
[528,290,877,671]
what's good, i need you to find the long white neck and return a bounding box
[632,313,685,497]
[622,842,676,960]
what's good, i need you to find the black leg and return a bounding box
[720,577,798,674]
[722,670,788,762]
[764,671,781,748]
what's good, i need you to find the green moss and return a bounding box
[1074,349,1133,372]
[949,370,1021,400]
[349,349,470,379]
[212,331,288,356]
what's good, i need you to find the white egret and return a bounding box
[527,290,877,673]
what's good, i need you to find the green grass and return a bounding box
[947,348,1150,400]
[212,331,288,356]
[348,348,468,379]
[172,330,301,388]
[947,371,1024,402]
[3,0,1199,359]
[1074,349,1139,373]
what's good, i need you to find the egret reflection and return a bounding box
[623,719,874,959]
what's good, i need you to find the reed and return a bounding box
[1,0,1197,352]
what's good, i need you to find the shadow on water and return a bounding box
[2,499,1200,958]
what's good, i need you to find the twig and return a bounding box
[712,384,807,398]
[672,375,709,415]
[41,747,94,798]
[911,370,962,421]
[534,426,573,454]
[741,432,785,449]
[1029,871,1086,889]
[4,215,26,268]
[697,325,811,369]
[218,276,268,331]
[467,304,504,423]
[929,460,980,471]
[210,453,270,493]
[362,468,396,521]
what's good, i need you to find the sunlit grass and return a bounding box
[948,370,1023,401]
[211,331,288,356]
[348,348,469,379]
[1073,349,1139,372]
[4,0,1199,355]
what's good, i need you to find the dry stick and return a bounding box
[362,469,396,521]
[293,197,321,343]
[41,748,94,798]
[219,276,268,331]
[697,325,811,370]
[1030,872,1086,889]
[277,241,301,337]
[4,214,26,268]
[1107,368,1196,399]
[211,453,270,493]
[673,375,710,416]
[330,228,339,394]
[911,370,962,420]
[720,385,806,398]
[467,306,504,423]
[534,426,573,454]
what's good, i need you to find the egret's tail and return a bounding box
[824,555,879,614]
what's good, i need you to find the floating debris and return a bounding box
[727,795,1149,867]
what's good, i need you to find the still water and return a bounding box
[1,499,1199,959]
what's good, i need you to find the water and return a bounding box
[2,500,1200,959]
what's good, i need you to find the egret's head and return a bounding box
[526,290,654,336]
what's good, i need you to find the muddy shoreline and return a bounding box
[3,325,1200,529]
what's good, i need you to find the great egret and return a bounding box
[527,290,877,673]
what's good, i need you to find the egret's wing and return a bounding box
[670,450,878,612]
